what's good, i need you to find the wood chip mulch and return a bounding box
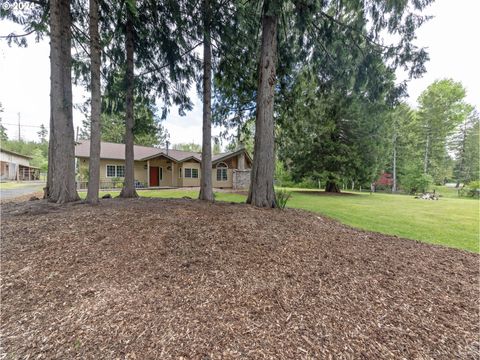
[1,198,478,359]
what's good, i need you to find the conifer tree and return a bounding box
[215,0,433,206]
[86,0,102,203]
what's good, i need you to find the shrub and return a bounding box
[400,171,433,194]
[296,178,318,189]
[460,180,480,198]
[275,189,291,209]
[112,177,123,188]
[78,166,89,181]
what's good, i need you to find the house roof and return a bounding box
[75,140,249,164]
[0,147,34,159]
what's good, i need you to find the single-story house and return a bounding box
[0,148,40,181]
[75,140,252,189]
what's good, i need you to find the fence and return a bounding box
[76,180,148,190]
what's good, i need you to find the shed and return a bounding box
[0,148,40,181]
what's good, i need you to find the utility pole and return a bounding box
[17,112,21,141]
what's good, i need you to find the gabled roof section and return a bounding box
[75,140,160,161]
[176,155,202,163]
[75,140,251,164]
[212,147,252,165]
[0,148,33,159]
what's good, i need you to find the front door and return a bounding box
[150,166,159,187]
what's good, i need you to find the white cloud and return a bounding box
[398,0,480,108]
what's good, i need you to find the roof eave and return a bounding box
[140,153,179,163]
[212,148,252,165]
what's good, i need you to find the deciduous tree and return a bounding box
[452,109,479,185]
[417,79,470,182]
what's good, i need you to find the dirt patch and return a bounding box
[1,198,478,359]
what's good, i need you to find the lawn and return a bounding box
[0,181,44,190]
[79,188,479,253]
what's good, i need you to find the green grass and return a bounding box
[79,187,479,253]
[285,190,479,253]
[431,185,463,199]
[0,182,44,190]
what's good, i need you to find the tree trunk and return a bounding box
[392,132,397,192]
[246,10,277,208]
[86,0,101,204]
[325,181,340,193]
[120,3,138,198]
[199,0,214,201]
[423,133,430,174]
[45,97,54,199]
[456,120,467,187]
[48,0,79,203]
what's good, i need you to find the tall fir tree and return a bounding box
[199,0,214,201]
[48,0,79,203]
[214,0,433,206]
[86,0,102,204]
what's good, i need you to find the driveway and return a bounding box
[0,182,44,201]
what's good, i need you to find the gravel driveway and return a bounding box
[0,183,44,200]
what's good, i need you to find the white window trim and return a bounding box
[183,167,200,179]
[106,164,117,178]
[106,164,125,178]
[216,162,228,181]
[115,165,125,178]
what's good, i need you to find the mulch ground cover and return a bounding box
[1,198,478,359]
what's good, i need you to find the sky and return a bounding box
[0,0,479,143]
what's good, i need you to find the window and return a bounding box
[106,165,116,177]
[116,165,125,177]
[179,167,182,178]
[216,162,228,181]
[159,167,163,180]
[106,165,125,178]
[184,168,199,178]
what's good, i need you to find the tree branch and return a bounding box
[138,40,203,77]
[0,29,36,39]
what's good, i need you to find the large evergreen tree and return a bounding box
[48,0,79,203]
[198,0,214,201]
[214,0,432,206]
[277,67,394,192]
[79,100,170,147]
[119,0,137,198]
[2,0,79,203]
[86,0,102,204]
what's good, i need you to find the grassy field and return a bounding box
[79,188,479,253]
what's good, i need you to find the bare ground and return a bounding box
[1,198,478,359]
